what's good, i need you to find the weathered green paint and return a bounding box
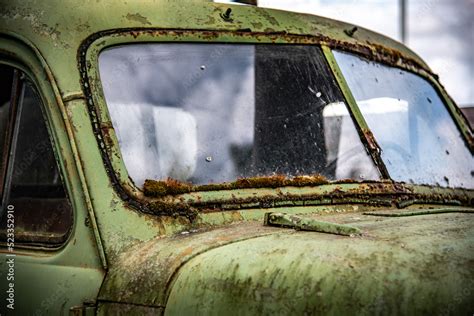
[364,207,474,217]
[0,0,430,97]
[165,212,474,315]
[0,0,472,314]
[264,212,361,236]
[0,36,105,314]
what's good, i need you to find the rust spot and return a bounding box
[141,176,472,215]
[100,122,114,146]
[146,200,197,220]
[361,128,378,151]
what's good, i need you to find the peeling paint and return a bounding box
[125,13,152,26]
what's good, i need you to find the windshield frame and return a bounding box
[81,29,473,212]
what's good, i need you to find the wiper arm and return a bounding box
[264,212,361,236]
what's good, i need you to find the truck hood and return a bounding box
[99,210,474,314]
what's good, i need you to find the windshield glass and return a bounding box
[334,50,473,188]
[99,44,379,186]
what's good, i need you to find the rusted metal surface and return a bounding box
[460,107,474,130]
[80,28,433,74]
[141,181,472,218]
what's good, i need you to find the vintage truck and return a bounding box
[0,0,473,314]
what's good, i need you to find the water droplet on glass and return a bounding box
[316,92,322,98]
[200,65,206,70]
[205,156,212,162]
[359,174,365,179]
[283,124,287,129]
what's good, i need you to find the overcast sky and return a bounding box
[221,0,474,107]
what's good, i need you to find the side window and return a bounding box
[0,65,14,197]
[0,64,73,245]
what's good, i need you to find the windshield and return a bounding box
[334,51,473,188]
[98,44,379,186]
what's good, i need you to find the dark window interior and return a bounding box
[0,65,72,245]
[0,65,14,197]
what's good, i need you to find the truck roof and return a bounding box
[0,0,430,97]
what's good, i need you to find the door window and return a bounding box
[0,65,72,245]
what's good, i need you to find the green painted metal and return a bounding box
[364,208,474,217]
[0,0,431,96]
[0,0,472,314]
[0,37,105,314]
[264,212,361,236]
[165,211,474,315]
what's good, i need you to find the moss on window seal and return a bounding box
[144,175,330,197]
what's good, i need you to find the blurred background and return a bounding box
[219,0,474,123]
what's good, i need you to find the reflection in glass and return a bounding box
[334,50,473,188]
[1,81,72,243]
[99,44,379,186]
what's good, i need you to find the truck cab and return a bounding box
[0,0,473,314]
